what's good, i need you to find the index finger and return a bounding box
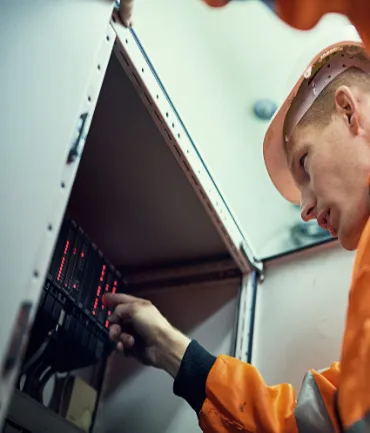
[102,292,139,308]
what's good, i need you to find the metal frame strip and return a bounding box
[234,271,260,363]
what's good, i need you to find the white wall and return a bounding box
[96,282,239,433]
[252,243,355,391]
[131,0,350,258]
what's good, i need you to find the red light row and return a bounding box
[112,280,118,295]
[105,280,118,328]
[65,245,78,288]
[64,240,70,255]
[93,265,107,317]
[100,264,106,282]
[72,247,86,291]
[92,295,99,316]
[57,240,70,281]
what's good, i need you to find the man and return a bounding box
[104,24,370,432]
[119,0,370,52]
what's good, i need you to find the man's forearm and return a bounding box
[157,329,191,378]
[155,327,217,413]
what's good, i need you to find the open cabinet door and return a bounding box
[0,1,115,422]
[252,243,355,390]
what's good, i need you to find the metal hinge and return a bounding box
[240,241,264,282]
[67,112,88,164]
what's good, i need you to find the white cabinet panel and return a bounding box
[0,0,114,422]
[253,244,354,390]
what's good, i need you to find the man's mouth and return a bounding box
[328,225,337,238]
[317,208,337,237]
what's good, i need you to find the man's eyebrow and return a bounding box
[285,140,298,181]
[284,139,293,169]
[287,152,295,176]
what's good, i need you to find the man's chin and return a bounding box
[338,228,361,251]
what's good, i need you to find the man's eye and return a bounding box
[299,154,307,170]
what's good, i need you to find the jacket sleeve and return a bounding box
[174,340,297,432]
[202,0,370,53]
[276,0,370,53]
[174,341,341,433]
[199,355,298,433]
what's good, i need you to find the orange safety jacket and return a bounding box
[203,0,370,53]
[173,218,370,432]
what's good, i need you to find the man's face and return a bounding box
[287,113,370,251]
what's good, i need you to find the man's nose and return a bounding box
[300,199,316,222]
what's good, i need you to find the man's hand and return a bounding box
[119,0,134,28]
[103,293,191,378]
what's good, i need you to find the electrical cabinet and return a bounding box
[0,3,253,432]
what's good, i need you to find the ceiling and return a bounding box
[131,0,350,258]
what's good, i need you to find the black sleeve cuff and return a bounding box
[173,340,216,413]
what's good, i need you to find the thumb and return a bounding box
[120,0,134,27]
[103,293,138,308]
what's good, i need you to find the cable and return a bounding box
[20,328,56,378]
[22,360,46,396]
[34,366,56,404]
[17,318,62,394]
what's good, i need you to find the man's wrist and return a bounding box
[172,340,216,413]
[157,328,191,378]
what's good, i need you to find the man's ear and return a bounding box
[335,85,360,134]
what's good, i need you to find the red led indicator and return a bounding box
[57,257,66,281]
[112,280,118,295]
[105,320,109,328]
[81,251,85,258]
[64,240,70,255]
[93,294,99,316]
[57,240,71,282]
[107,280,118,317]
[99,265,106,283]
